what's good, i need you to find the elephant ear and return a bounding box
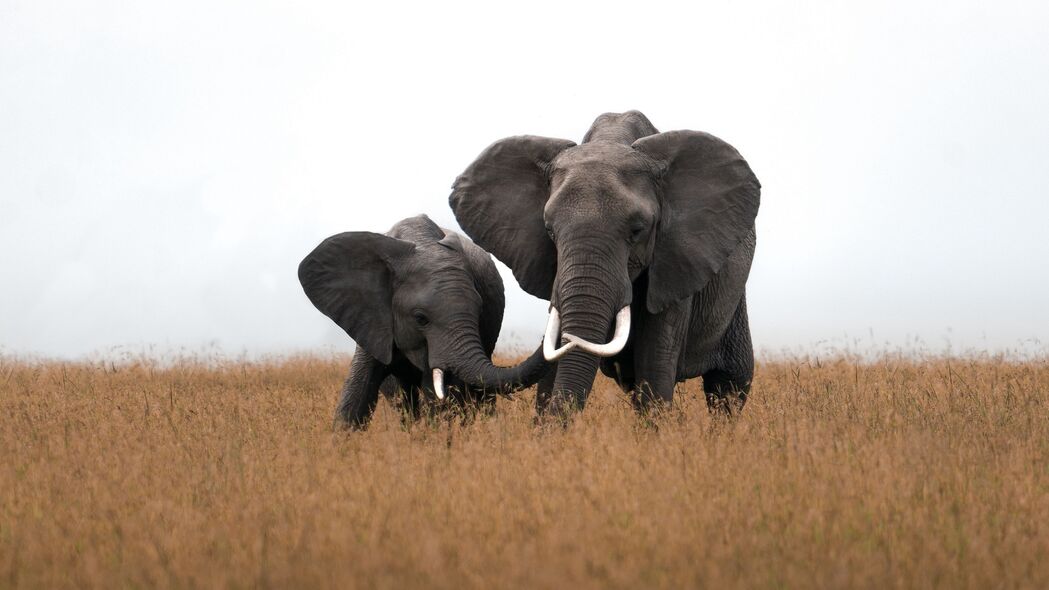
[449,135,576,300]
[298,232,415,364]
[632,130,761,314]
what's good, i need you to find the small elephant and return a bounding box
[449,111,760,417]
[299,214,555,429]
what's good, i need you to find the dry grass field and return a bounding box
[1,351,1047,589]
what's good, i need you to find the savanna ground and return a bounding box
[1,350,1048,589]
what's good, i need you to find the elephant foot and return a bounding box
[702,369,750,417]
[704,392,746,417]
[628,379,676,418]
[533,390,584,429]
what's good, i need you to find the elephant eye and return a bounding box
[628,224,645,244]
[545,223,555,241]
[413,311,430,327]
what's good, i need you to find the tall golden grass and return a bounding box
[1,352,1047,588]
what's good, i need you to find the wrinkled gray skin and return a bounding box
[299,215,551,429]
[450,111,760,418]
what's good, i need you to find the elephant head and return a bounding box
[298,215,550,400]
[449,111,759,411]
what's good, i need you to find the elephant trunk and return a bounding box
[546,242,630,416]
[432,321,551,398]
[451,343,550,396]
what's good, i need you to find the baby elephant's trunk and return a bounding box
[448,342,551,398]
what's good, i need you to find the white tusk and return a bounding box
[432,368,445,400]
[543,307,577,361]
[563,306,631,358]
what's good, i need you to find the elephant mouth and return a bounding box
[542,306,632,361]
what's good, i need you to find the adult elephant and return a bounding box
[299,215,556,429]
[449,111,760,417]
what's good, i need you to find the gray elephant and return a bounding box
[298,214,555,429]
[449,111,760,417]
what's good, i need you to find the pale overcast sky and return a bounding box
[2,0,1047,358]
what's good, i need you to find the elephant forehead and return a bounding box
[397,253,479,299]
[547,162,660,219]
[546,181,657,224]
[392,276,480,318]
[552,142,655,173]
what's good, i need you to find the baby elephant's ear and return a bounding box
[298,232,415,364]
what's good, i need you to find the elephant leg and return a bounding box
[632,299,690,414]
[394,378,424,426]
[376,374,419,426]
[702,370,750,415]
[334,348,388,430]
[379,375,400,401]
[702,296,754,415]
[534,361,558,415]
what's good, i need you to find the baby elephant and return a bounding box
[299,214,556,429]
